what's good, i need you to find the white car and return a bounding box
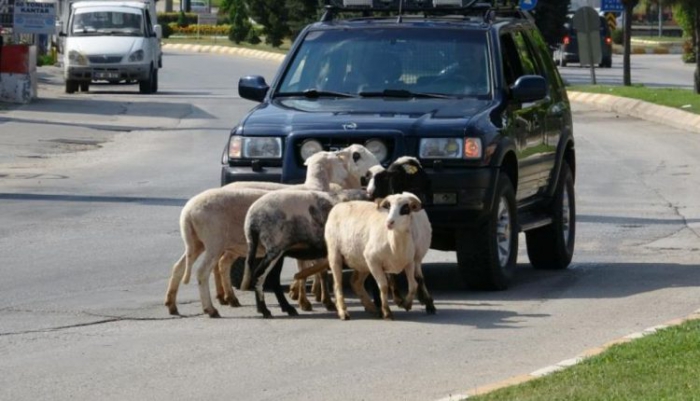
[190,0,209,13]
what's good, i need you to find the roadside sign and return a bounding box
[519,0,537,12]
[606,12,617,32]
[13,0,56,34]
[197,13,217,25]
[601,0,624,13]
[573,6,601,84]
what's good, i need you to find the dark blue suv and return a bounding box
[222,0,576,290]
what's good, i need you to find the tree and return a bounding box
[622,0,640,86]
[229,0,251,44]
[664,0,700,93]
[286,0,320,40]
[246,0,290,48]
[532,0,571,49]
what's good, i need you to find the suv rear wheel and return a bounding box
[526,161,575,269]
[456,174,517,290]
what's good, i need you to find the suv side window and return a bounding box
[500,33,521,87]
[511,31,539,76]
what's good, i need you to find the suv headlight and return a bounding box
[419,138,482,160]
[229,136,283,159]
[128,50,144,62]
[68,50,88,66]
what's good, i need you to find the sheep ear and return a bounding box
[409,200,422,212]
[375,198,388,209]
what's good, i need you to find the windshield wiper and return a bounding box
[359,89,451,99]
[276,88,357,99]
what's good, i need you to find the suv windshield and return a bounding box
[71,9,144,36]
[277,27,491,98]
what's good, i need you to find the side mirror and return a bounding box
[239,75,269,102]
[153,24,162,39]
[511,75,547,103]
[58,31,67,37]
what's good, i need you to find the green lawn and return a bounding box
[569,85,700,115]
[468,319,700,401]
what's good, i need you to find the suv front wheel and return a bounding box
[526,161,575,269]
[456,174,518,290]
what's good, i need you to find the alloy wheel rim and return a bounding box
[562,188,571,247]
[496,196,511,267]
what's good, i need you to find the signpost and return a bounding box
[196,13,217,40]
[518,0,537,12]
[573,6,601,85]
[601,0,625,13]
[13,0,56,34]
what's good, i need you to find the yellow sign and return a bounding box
[606,12,617,32]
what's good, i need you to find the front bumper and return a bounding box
[65,64,150,82]
[221,166,285,186]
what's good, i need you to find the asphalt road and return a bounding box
[0,51,699,401]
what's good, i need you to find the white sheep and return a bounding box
[225,144,380,311]
[324,192,431,320]
[241,188,370,318]
[164,151,353,318]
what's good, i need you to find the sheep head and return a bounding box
[380,193,422,231]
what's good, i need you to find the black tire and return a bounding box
[65,80,78,94]
[139,68,154,94]
[561,59,567,67]
[79,82,89,92]
[456,174,518,290]
[151,68,159,94]
[526,162,576,270]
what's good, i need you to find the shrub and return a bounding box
[612,28,623,45]
[246,29,261,44]
[171,24,231,35]
[157,12,198,26]
[229,0,251,44]
[161,22,173,38]
[682,38,696,64]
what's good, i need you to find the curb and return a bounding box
[162,43,286,63]
[435,308,700,400]
[568,90,700,135]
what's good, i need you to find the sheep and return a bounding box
[295,157,436,314]
[164,151,355,318]
[225,144,380,311]
[324,192,430,320]
[241,188,370,318]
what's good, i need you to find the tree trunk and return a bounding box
[165,0,173,12]
[623,5,633,86]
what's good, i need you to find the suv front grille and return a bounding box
[88,56,123,64]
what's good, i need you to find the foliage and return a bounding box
[245,0,290,47]
[157,12,199,26]
[172,24,232,35]
[246,29,262,44]
[682,38,696,63]
[286,0,319,40]
[532,0,570,48]
[229,0,251,44]
[177,11,189,27]
[37,54,55,67]
[612,28,623,45]
[161,22,173,38]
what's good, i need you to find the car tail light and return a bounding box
[605,36,612,45]
[563,36,570,45]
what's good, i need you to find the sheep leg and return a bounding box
[217,251,241,307]
[312,274,322,302]
[196,251,221,318]
[294,261,313,312]
[400,262,418,313]
[268,258,298,316]
[350,270,377,313]
[367,263,393,320]
[328,250,349,320]
[288,279,302,301]
[251,252,289,318]
[415,262,436,314]
[319,270,336,311]
[387,274,406,308]
[165,244,202,316]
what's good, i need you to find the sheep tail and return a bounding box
[240,230,259,291]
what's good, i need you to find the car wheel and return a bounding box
[526,161,576,270]
[139,68,154,94]
[561,59,567,67]
[151,68,159,94]
[65,80,78,94]
[79,82,89,92]
[456,174,518,290]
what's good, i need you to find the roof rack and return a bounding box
[319,0,532,23]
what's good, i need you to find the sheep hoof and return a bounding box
[227,297,242,308]
[300,300,313,312]
[338,312,350,320]
[381,309,393,320]
[167,306,180,316]
[289,289,300,301]
[426,303,437,315]
[207,309,221,318]
[216,295,227,306]
[323,301,337,312]
[286,306,299,317]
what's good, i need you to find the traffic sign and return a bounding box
[605,12,617,32]
[519,0,537,12]
[601,0,624,13]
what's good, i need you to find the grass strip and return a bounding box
[570,85,700,115]
[468,319,700,401]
